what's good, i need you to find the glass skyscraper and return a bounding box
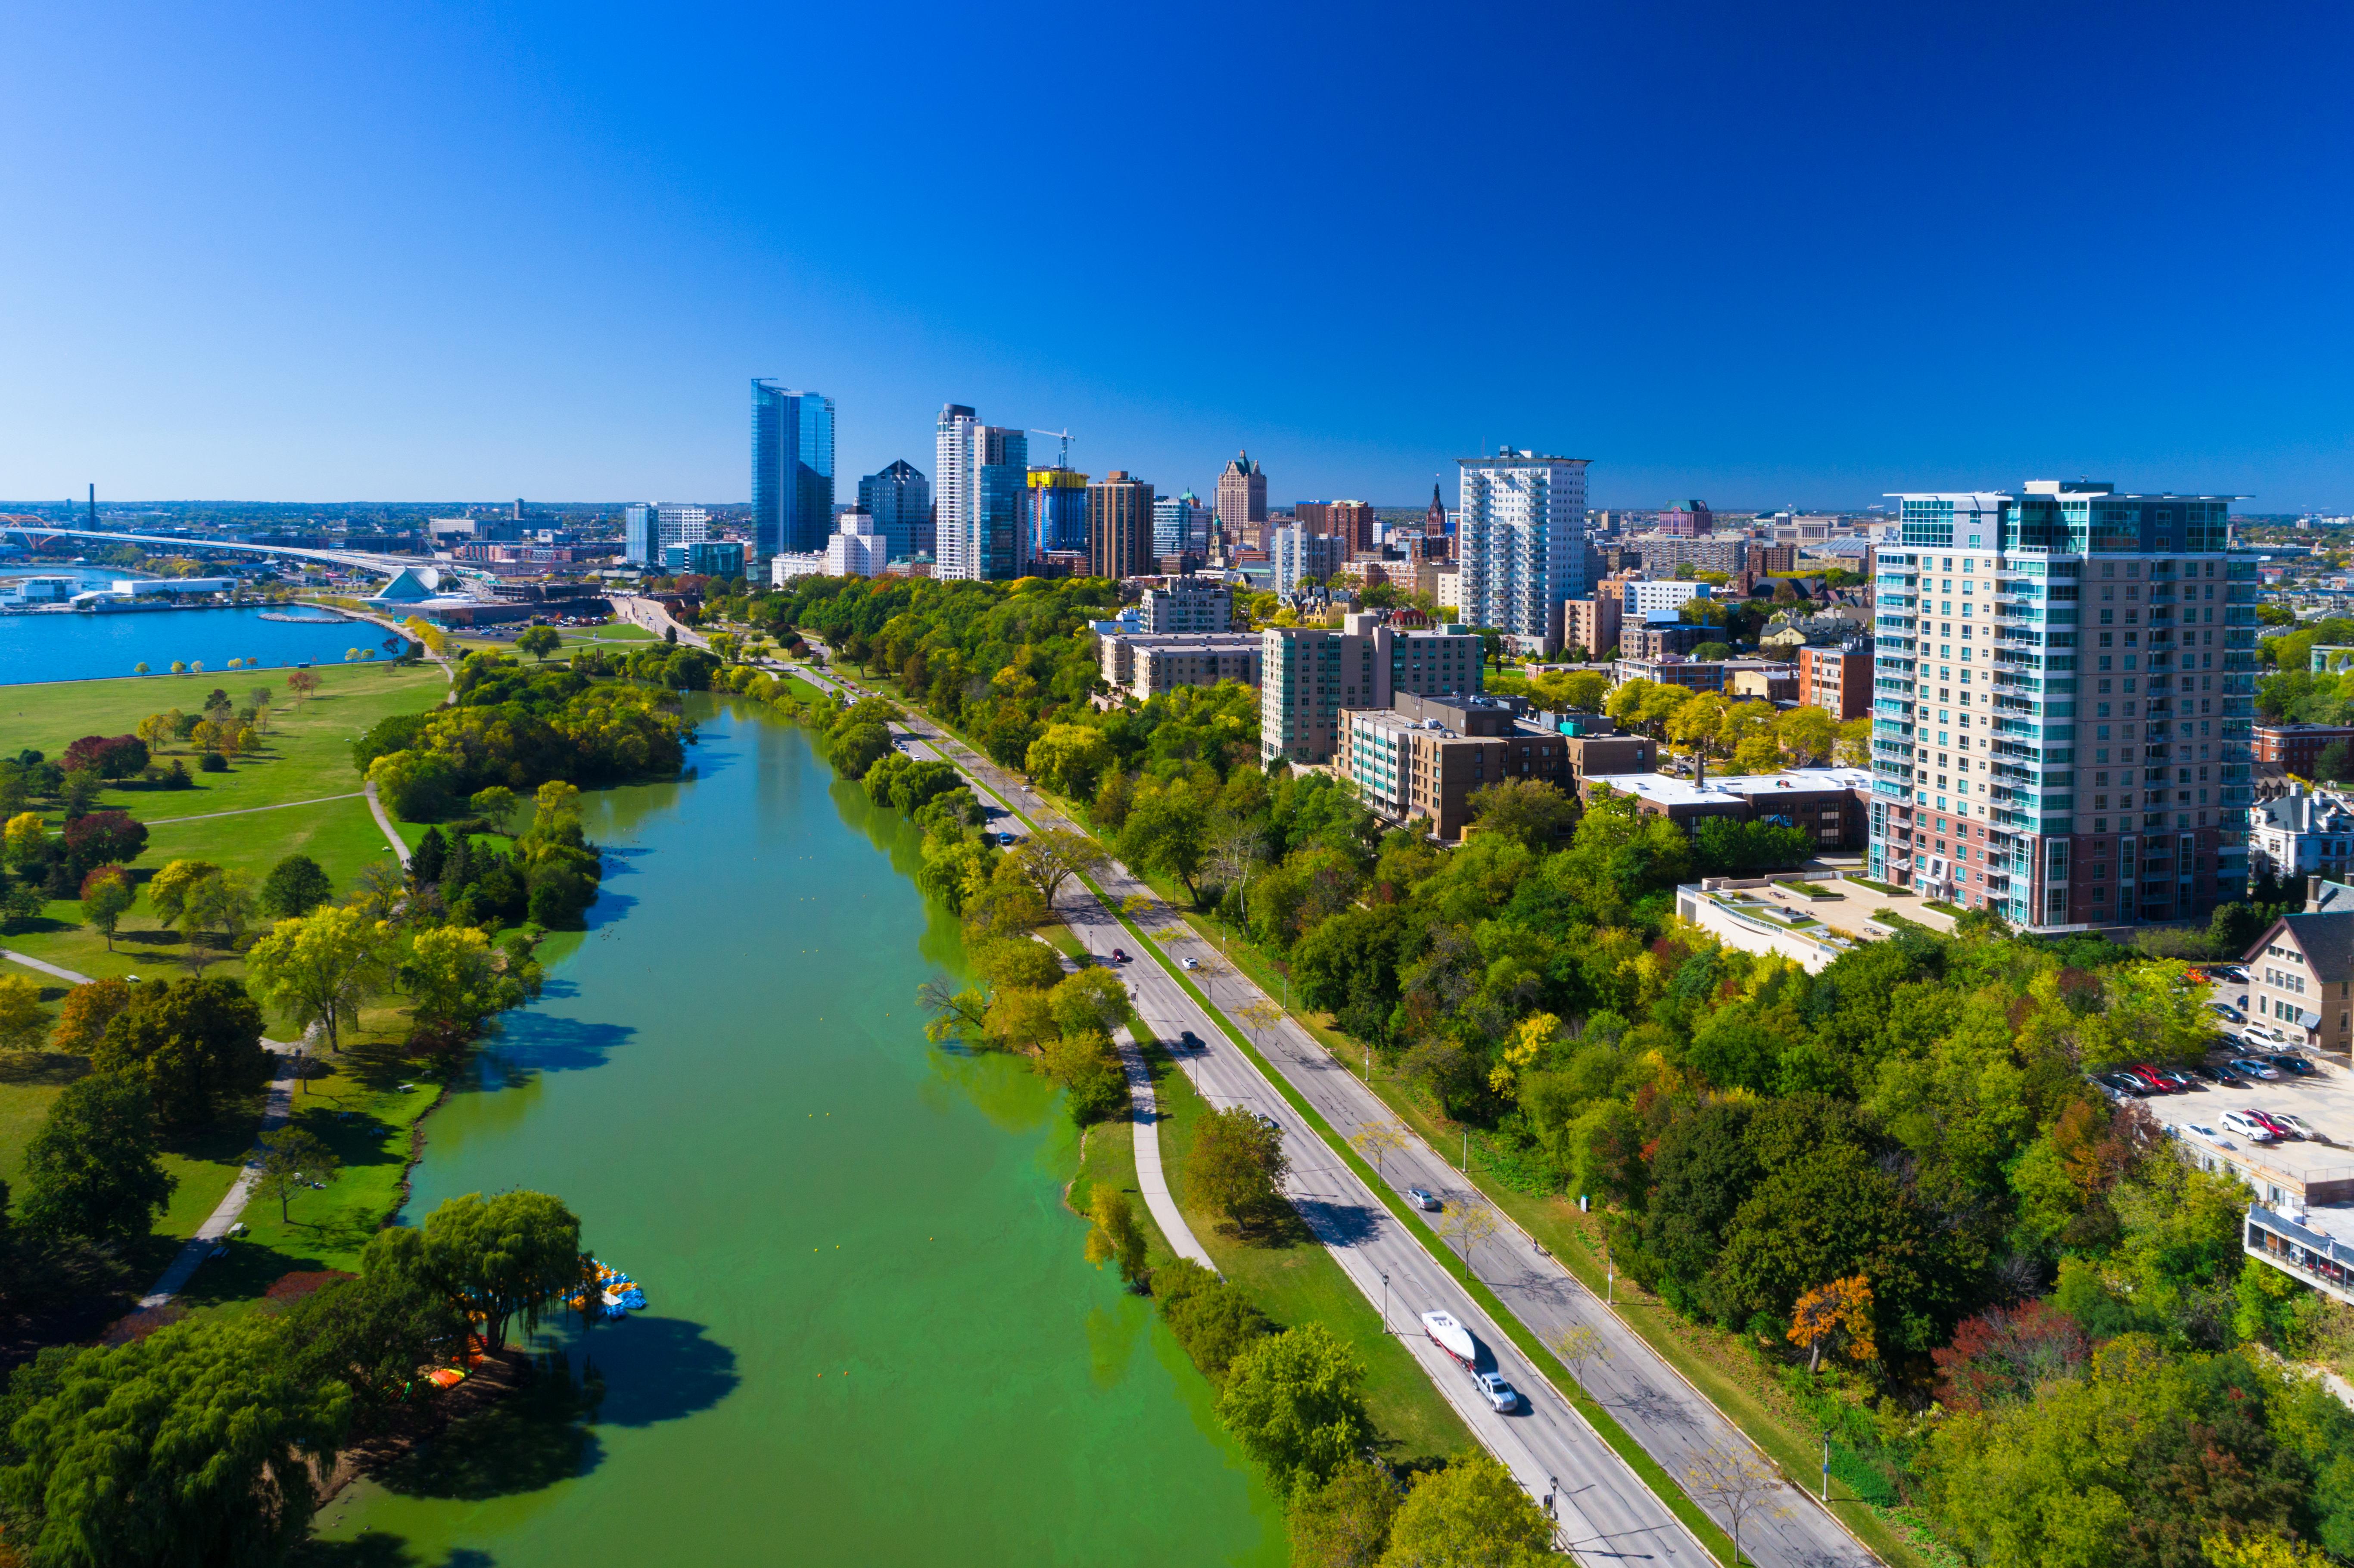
[1867,481,2252,931]
[750,381,835,560]
[858,460,931,561]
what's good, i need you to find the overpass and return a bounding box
[0,523,416,579]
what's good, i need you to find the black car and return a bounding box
[2265,1053,2319,1077]
[2185,1063,2226,1084]
[2096,1072,2148,1098]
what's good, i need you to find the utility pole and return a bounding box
[1822,1431,1831,1503]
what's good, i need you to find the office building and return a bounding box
[936,407,1030,581]
[1331,500,1376,554]
[1217,452,1267,538]
[1098,632,1264,703]
[1087,472,1155,580]
[662,539,746,578]
[750,381,835,560]
[1153,490,1211,557]
[1338,692,1571,841]
[1030,467,1090,553]
[1625,579,1712,620]
[1656,500,1716,538]
[1459,447,1591,655]
[1865,482,2253,931]
[1272,525,1344,594]
[858,460,931,560]
[1261,614,1482,766]
[1797,643,1873,721]
[624,504,710,567]
[1140,576,1236,633]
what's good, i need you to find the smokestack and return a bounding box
[2308,874,2324,913]
[86,483,95,528]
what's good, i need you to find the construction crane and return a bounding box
[1030,429,1074,470]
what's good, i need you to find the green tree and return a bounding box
[81,868,134,950]
[185,867,258,951]
[1083,1184,1149,1286]
[259,852,334,919]
[1025,723,1114,798]
[146,856,224,933]
[469,784,519,834]
[1217,1322,1372,1496]
[246,905,393,1055]
[254,1126,342,1224]
[0,1316,349,1565]
[281,1229,468,1420]
[1047,966,1133,1038]
[17,1074,176,1244]
[1463,778,1577,849]
[1189,1104,1290,1233]
[0,973,49,1055]
[1379,1450,1556,1567]
[1775,704,1837,765]
[1006,827,1105,913]
[402,924,526,1050]
[90,976,270,1128]
[1125,777,1214,902]
[420,1189,584,1350]
[1291,1458,1404,1568]
[515,626,562,662]
[1043,1030,1130,1123]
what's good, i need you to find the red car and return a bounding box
[2125,1064,2180,1094]
[2247,1109,2301,1141]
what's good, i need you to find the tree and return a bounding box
[260,852,334,919]
[186,867,258,951]
[1788,1274,1877,1373]
[515,626,562,662]
[1189,1104,1289,1231]
[1449,1200,1500,1282]
[1217,1322,1372,1495]
[147,857,224,932]
[255,1127,343,1224]
[420,1189,583,1349]
[19,1074,176,1244]
[1464,778,1577,849]
[0,1316,350,1565]
[281,1232,468,1420]
[246,905,393,1055]
[4,810,48,871]
[403,924,526,1049]
[1007,828,1105,913]
[1048,966,1133,1037]
[90,975,271,1128]
[1291,1458,1403,1568]
[1834,716,1874,767]
[2317,740,2354,784]
[2202,1536,2336,1568]
[1084,1185,1149,1286]
[470,784,519,834]
[1350,1121,1409,1185]
[1775,705,1838,765]
[82,867,134,949]
[1025,724,1115,799]
[1682,1447,1788,1567]
[286,668,321,704]
[48,976,132,1055]
[1125,779,1213,901]
[1547,1323,1610,1392]
[0,973,49,1055]
[1379,1449,1555,1567]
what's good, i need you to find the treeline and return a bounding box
[0,1190,586,1564]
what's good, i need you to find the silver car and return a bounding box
[1405,1188,1441,1212]
[1475,1371,1521,1412]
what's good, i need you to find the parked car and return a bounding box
[2243,1023,2292,1047]
[1406,1188,1442,1212]
[2183,1123,2236,1150]
[2125,1064,2180,1094]
[1475,1372,1522,1412]
[2231,1058,2282,1081]
[2152,1067,2197,1093]
[2185,1063,2226,1084]
[2213,1059,2259,1084]
[2207,1002,2245,1023]
[2258,1110,2317,1141]
[2212,965,2248,982]
[2245,1108,2302,1141]
[2096,1072,2149,1098]
[2264,1053,2319,1077]
[2222,1110,2280,1143]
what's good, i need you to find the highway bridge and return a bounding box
[0,523,415,578]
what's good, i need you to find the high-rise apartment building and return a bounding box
[1087,472,1155,580]
[1459,448,1591,654]
[1261,614,1483,766]
[935,407,1030,581]
[1217,451,1267,538]
[624,504,710,566]
[750,381,835,560]
[1152,490,1211,557]
[1030,467,1089,553]
[1865,481,2253,931]
[1272,525,1343,594]
[858,460,931,561]
[1332,500,1376,554]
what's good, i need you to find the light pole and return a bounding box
[1821,1430,1831,1503]
[1606,1239,1614,1305]
[1380,1270,1389,1334]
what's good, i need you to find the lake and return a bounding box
[308,699,1285,1567]
[0,604,391,685]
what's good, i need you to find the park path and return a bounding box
[363,780,411,867]
[139,1040,304,1307]
[2,949,92,984]
[1110,1028,1217,1272]
[145,792,364,825]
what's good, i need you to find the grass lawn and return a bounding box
[1844,876,1907,896]
[1136,1039,1470,1467]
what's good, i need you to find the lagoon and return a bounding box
[310,699,1285,1567]
[0,604,391,685]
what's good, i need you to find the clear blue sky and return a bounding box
[6,2,2350,510]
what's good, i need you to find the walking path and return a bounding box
[1111,1029,1217,1271]
[139,1041,303,1307]
[1,949,93,984]
[145,792,364,825]
[363,779,411,867]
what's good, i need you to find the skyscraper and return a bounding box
[936,406,1030,581]
[750,381,835,560]
[1088,472,1155,580]
[1216,451,1267,538]
[1152,490,1210,557]
[624,504,709,566]
[858,460,931,561]
[1866,481,2253,932]
[1030,466,1089,552]
[1331,500,1376,554]
[1458,447,1591,654]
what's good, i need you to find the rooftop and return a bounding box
[1599,766,1871,809]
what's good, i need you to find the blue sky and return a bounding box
[5,2,2351,509]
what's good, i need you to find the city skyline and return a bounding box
[5,5,2352,507]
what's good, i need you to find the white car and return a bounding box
[2243,1023,2292,1046]
[1405,1188,1442,1212]
[2222,1110,2280,1144]
[1475,1371,1521,1412]
[1182,957,1199,970]
[2265,1110,2322,1141]
[2183,1123,2236,1150]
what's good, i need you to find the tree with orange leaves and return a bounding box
[1788,1274,1876,1374]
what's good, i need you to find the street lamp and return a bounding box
[1380,1270,1389,1334]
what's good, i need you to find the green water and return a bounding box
[312,700,1283,1566]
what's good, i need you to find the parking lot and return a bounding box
[2117,1001,2354,1210]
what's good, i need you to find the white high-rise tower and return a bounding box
[1457,448,1591,655]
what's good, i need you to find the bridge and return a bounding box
[0,523,416,579]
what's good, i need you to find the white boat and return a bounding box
[1421,1310,1479,1367]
